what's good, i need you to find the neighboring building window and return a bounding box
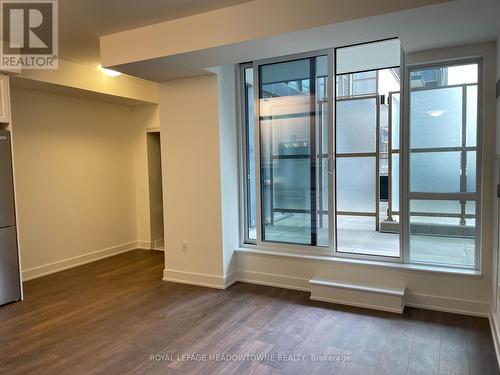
[336,71,377,97]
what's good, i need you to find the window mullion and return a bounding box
[253,61,263,245]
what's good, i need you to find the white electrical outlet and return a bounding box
[181,241,188,252]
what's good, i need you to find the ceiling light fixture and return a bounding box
[98,64,122,77]
[426,110,446,117]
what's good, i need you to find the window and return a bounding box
[407,62,480,268]
[239,42,482,271]
[334,41,401,259]
[258,55,329,246]
[240,65,257,241]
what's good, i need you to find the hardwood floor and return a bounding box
[0,249,498,374]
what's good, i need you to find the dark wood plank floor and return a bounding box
[0,249,498,374]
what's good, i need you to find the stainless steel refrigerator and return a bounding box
[0,130,21,305]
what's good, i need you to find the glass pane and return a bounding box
[317,151,329,247]
[337,216,399,257]
[336,71,377,97]
[317,56,329,247]
[336,39,401,75]
[356,71,377,80]
[408,62,479,269]
[466,200,476,215]
[410,87,462,149]
[335,75,349,97]
[410,151,461,193]
[261,59,310,87]
[410,64,478,89]
[353,79,376,96]
[320,158,328,212]
[244,68,256,240]
[336,98,377,153]
[391,93,400,150]
[335,48,401,258]
[378,69,400,98]
[448,64,478,85]
[465,201,477,227]
[410,200,475,226]
[380,104,388,154]
[391,154,399,212]
[259,56,328,246]
[273,159,310,210]
[336,157,376,213]
[411,199,461,215]
[409,199,476,267]
[315,57,330,246]
[317,213,329,247]
[271,119,310,156]
[467,151,476,192]
[263,213,311,245]
[466,85,477,147]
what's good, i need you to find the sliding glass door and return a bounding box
[256,54,331,246]
[243,41,402,254]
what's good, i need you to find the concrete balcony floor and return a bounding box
[250,213,475,267]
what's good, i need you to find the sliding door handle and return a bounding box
[327,155,335,175]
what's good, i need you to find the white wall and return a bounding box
[497,37,500,305]
[214,65,239,281]
[160,75,227,287]
[492,36,500,349]
[497,37,500,159]
[18,59,158,104]
[10,87,154,279]
[159,68,241,287]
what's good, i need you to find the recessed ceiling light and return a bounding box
[426,110,446,117]
[98,64,122,77]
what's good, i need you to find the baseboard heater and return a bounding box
[309,278,406,314]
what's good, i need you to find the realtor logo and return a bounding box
[1,0,58,69]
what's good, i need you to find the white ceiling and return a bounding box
[107,0,500,81]
[58,0,251,67]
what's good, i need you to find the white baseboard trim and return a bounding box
[489,307,500,369]
[234,269,489,316]
[136,240,152,250]
[160,266,491,317]
[224,270,238,288]
[22,241,138,281]
[153,238,164,249]
[236,270,310,292]
[310,295,403,314]
[163,269,237,290]
[405,292,490,317]
[137,240,164,251]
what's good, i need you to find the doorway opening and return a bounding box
[147,131,164,250]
